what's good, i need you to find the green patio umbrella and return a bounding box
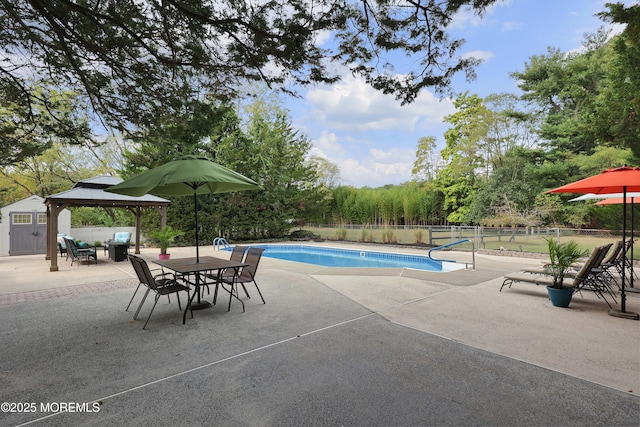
[106,156,259,263]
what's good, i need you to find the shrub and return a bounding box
[290,229,318,240]
[382,229,397,244]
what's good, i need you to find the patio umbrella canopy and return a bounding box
[106,156,259,263]
[595,197,637,206]
[546,166,640,320]
[568,192,640,202]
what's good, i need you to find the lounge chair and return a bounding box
[63,237,97,266]
[128,255,191,329]
[521,243,612,276]
[501,245,615,308]
[601,239,636,282]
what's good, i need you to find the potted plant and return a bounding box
[149,225,183,260]
[543,238,588,307]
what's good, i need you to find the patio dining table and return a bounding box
[153,256,247,324]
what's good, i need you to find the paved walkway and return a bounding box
[0,243,638,426]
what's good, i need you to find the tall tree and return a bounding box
[307,155,341,189]
[437,92,487,223]
[212,97,320,239]
[510,30,610,157]
[596,3,640,160]
[482,93,538,170]
[412,136,439,181]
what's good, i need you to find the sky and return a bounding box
[286,0,632,188]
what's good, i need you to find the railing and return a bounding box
[212,237,231,251]
[428,239,475,270]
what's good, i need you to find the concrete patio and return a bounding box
[0,242,638,426]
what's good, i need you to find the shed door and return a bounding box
[9,212,47,255]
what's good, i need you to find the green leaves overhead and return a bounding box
[0,85,92,166]
[1,0,496,139]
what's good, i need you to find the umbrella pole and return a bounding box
[194,191,199,263]
[190,189,212,310]
[608,187,639,320]
[629,197,637,291]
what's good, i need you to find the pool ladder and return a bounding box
[428,239,475,270]
[213,237,231,251]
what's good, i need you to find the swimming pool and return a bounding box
[232,244,463,272]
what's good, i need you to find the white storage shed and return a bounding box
[0,195,71,256]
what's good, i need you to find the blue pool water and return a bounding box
[231,245,461,272]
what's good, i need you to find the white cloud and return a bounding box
[450,0,510,30]
[296,71,454,187]
[305,75,454,133]
[313,140,416,187]
[450,7,487,29]
[501,21,522,31]
[314,130,346,157]
[338,150,414,188]
[461,50,495,62]
[314,30,332,46]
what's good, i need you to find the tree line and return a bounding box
[323,5,639,232]
[0,2,638,241]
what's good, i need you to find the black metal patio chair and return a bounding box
[128,255,191,329]
[215,247,266,312]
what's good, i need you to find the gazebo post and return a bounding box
[135,206,142,254]
[47,202,64,272]
[45,205,51,261]
[159,205,167,228]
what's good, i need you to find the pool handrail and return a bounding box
[213,237,231,251]
[428,239,475,270]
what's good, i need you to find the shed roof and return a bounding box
[1,194,45,211]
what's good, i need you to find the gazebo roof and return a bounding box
[45,175,170,208]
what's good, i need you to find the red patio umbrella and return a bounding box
[595,198,635,205]
[546,166,640,194]
[546,166,640,320]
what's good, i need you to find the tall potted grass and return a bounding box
[149,225,183,260]
[543,238,588,307]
